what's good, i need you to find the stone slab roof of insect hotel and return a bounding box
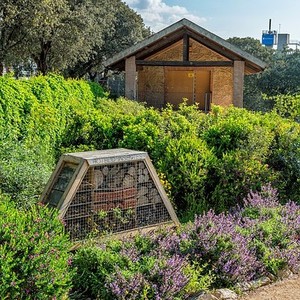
[41,148,179,240]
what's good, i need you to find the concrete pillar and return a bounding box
[125,56,136,100]
[233,61,245,108]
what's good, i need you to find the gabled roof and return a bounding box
[105,18,266,74]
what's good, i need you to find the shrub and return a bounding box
[237,185,300,274]
[0,137,53,208]
[71,185,300,299]
[273,93,300,123]
[0,196,72,299]
[71,235,212,300]
[1,75,300,219]
[0,74,105,151]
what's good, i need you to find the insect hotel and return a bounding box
[41,149,179,240]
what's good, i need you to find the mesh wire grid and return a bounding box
[63,161,171,240]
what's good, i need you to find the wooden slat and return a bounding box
[144,156,180,226]
[136,60,233,67]
[59,161,89,219]
[183,33,189,61]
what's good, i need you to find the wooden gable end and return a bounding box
[189,39,231,62]
[144,38,232,63]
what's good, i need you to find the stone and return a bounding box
[277,267,293,279]
[188,291,218,300]
[198,294,219,300]
[258,276,272,287]
[236,276,272,292]
[212,288,238,300]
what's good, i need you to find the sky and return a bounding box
[124,0,300,42]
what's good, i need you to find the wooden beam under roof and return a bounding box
[105,18,266,73]
[183,33,189,61]
[136,60,233,67]
[135,29,184,60]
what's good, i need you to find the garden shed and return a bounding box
[105,18,266,110]
[41,149,179,240]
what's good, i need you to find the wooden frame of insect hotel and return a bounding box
[41,149,179,240]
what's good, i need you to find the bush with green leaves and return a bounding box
[0,73,106,151]
[0,137,54,208]
[59,99,300,218]
[1,75,300,219]
[0,196,72,299]
[70,236,212,300]
[272,93,300,123]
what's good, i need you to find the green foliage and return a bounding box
[259,50,300,96]
[0,74,105,149]
[272,93,300,122]
[1,75,300,220]
[0,0,150,76]
[70,246,122,299]
[241,202,293,275]
[66,0,151,78]
[0,138,53,208]
[227,38,300,112]
[227,37,274,63]
[264,114,300,202]
[62,97,300,218]
[0,74,105,206]
[0,196,72,299]
[71,234,212,300]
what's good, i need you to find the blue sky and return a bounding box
[124,0,300,42]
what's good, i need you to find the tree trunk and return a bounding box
[35,40,52,75]
[0,62,4,76]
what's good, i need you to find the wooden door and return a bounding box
[165,69,211,110]
[195,70,211,111]
[165,70,194,107]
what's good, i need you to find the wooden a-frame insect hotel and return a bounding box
[41,149,179,240]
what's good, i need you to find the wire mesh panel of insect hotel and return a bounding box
[41,149,179,240]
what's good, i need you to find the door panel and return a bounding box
[165,70,194,107]
[195,70,211,110]
[165,69,211,110]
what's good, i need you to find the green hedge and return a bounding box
[59,98,300,219]
[0,75,299,220]
[0,73,106,150]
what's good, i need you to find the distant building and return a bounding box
[261,19,299,51]
[277,34,290,50]
[105,18,266,110]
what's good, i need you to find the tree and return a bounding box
[0,0,32,74]
[0,0,113,75]
[0,0,150,76]
[258,49,300,96]
[27,0,116,75]
[227,37,274,63]
[66,0,151,79]
[227,37,274,111]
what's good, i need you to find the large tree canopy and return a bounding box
[0,0,150,76]
[0,0,32,73]
[65,0,151,79]
[227,37,274,63]
[227,37,300,111]
[258,49,300,96]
